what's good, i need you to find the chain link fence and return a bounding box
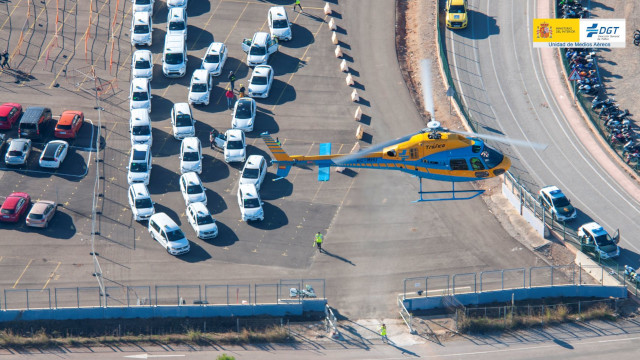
[1,279,325,310]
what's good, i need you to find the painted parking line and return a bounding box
[12,259,33,288]
[0,0,26,32]
[42,261,62,290]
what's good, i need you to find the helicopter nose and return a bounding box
[493,156,511,176]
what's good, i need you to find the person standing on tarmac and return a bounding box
[380,324,388,343]
[314,232,323,253]
[293,0,303,12]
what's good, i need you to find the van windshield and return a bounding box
[130,162,147,172]
[169,21,185,31]
[191,83,208,93]
[165,53,183,65]
[135,59,151,69]
[273,19,288,29]
[175,114,192,127]
[197,214,214,225]
[182,151,199,161]
[166,229,185,242]
[243,198,260,209]
[132,91,148,101]
[132,125,150,135]
[249,46,266,56]
[252,76,268,85]
[136,0,151,4]
[186,184,203,195]
[204,54,219,63]
[135,198,153,209]
[243,168,259,179]
[134,25,149,34]
[227,140,243,150]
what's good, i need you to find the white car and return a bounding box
[167,0,187,8]
[171,103,195,140]
[240,155,268,190]
[130,11,153,46]
[162,34,187,78]
[4,138,31,166]
[127,143,152,185]
[130,108,153,146]
[237,184,264,221]
[578,222,620,260]
[128,183,155,221]
[232,98,256,132]
[132,0,154,13]
[268,6,292,41]
[201,42,228,77]
[180,172,207,206]
[224,129,246,163]
[148,213,190,256]
[39,140,69,168]
[188,69,212,106]
[538,185,577,222]
[242,32,278,67]
[131,50,153,80]
[167,6,187,40]
[180,137,202,174]
[130,77,152,113]
[247,65,274,98]
[186,202,218,239]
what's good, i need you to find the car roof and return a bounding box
[541,185,565,199]
[58,111,82,125]
[131,77,149,89]
[239,184,259,198]
[226,129,243,140]
[182,136,200,150]
[133,11,151,23]
[133,49,152,59]
[131,144,150,160]
[269,6,288,20]
[164,34,184,50]
[44,140,67,153]
[22,107,49,122]
[245,155,263,169]
[31,200,55,214]
[252,32,269,44]
[188,201,209,215]
[9,138,30,149]
[130,183,150,197]
[173,102,191,115]
[3,192,28,209]
[207,42,224,53]
[253,65,272,76]
[150,212,179,230]
[182,171,201,185]
[191,69,208,82]
[168,7,185,19]
[0,103,20,116]
[581,222,607,236]
[130,109,150,124]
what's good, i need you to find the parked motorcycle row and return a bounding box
[634,29,640,46]
[558,0,589,19]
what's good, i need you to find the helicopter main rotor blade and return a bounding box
[334,130,425,165]
[451,130,548,150]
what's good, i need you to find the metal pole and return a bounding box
[26,290,29,310]
[551,267,554,286]
[226,285,229,305]
[77,287,80,308]
[501,270,504,290]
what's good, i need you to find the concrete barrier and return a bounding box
[502,183,545,238]
[331,31,338,45]
[351,89,359,102]
[324,2,332,15]
[354,106,362,121]
[403,285,626,311]
[334,45,343,58]
[328,18,336,31]
[340,59,348,72]
[355,125,364,140]
[345,73,354,86]
[0,300,328,322]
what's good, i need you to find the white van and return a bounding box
[188,69,212,106]
[129,77,152,113]
[268,6,292,41]
[131,49,153,80]
[132,0,154,13]
[127,143,152,185]
[242,32,278,67]
[167,6,187,40]
[163,34,187,78]
[131,11,153,46]
[128,183,155,221]
[148,213,190,256]
[130,109,152,146]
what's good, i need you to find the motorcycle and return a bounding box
[289,284,317,299]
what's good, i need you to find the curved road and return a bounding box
[446,0,640,266]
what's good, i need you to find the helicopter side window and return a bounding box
[409,148,419,159]
[470,157,485,170]
[449,159,468,170]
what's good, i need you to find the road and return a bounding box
[445,0,640,267]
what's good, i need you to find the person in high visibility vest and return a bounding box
[380,323,388,343]
[293,0,303,12]
[314,232,323,252]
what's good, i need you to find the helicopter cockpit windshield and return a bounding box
[480,145,504,169]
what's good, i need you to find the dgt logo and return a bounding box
[586,23,620,37]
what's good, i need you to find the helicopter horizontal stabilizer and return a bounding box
[275,164,292,179]
[318,143,331,181]
[260,132,294,163]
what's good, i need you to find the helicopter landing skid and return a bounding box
[413,177,484,202]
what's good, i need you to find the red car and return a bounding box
[0,192,31,223]
[54,110,84,139]
[0,103,23,130]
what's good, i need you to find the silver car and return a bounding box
[5,138,31,166]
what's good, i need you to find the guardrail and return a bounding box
[0,279,326,311]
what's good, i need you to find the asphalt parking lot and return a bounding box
[0,0,360,297]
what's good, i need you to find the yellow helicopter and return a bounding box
[260,60,546,201]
